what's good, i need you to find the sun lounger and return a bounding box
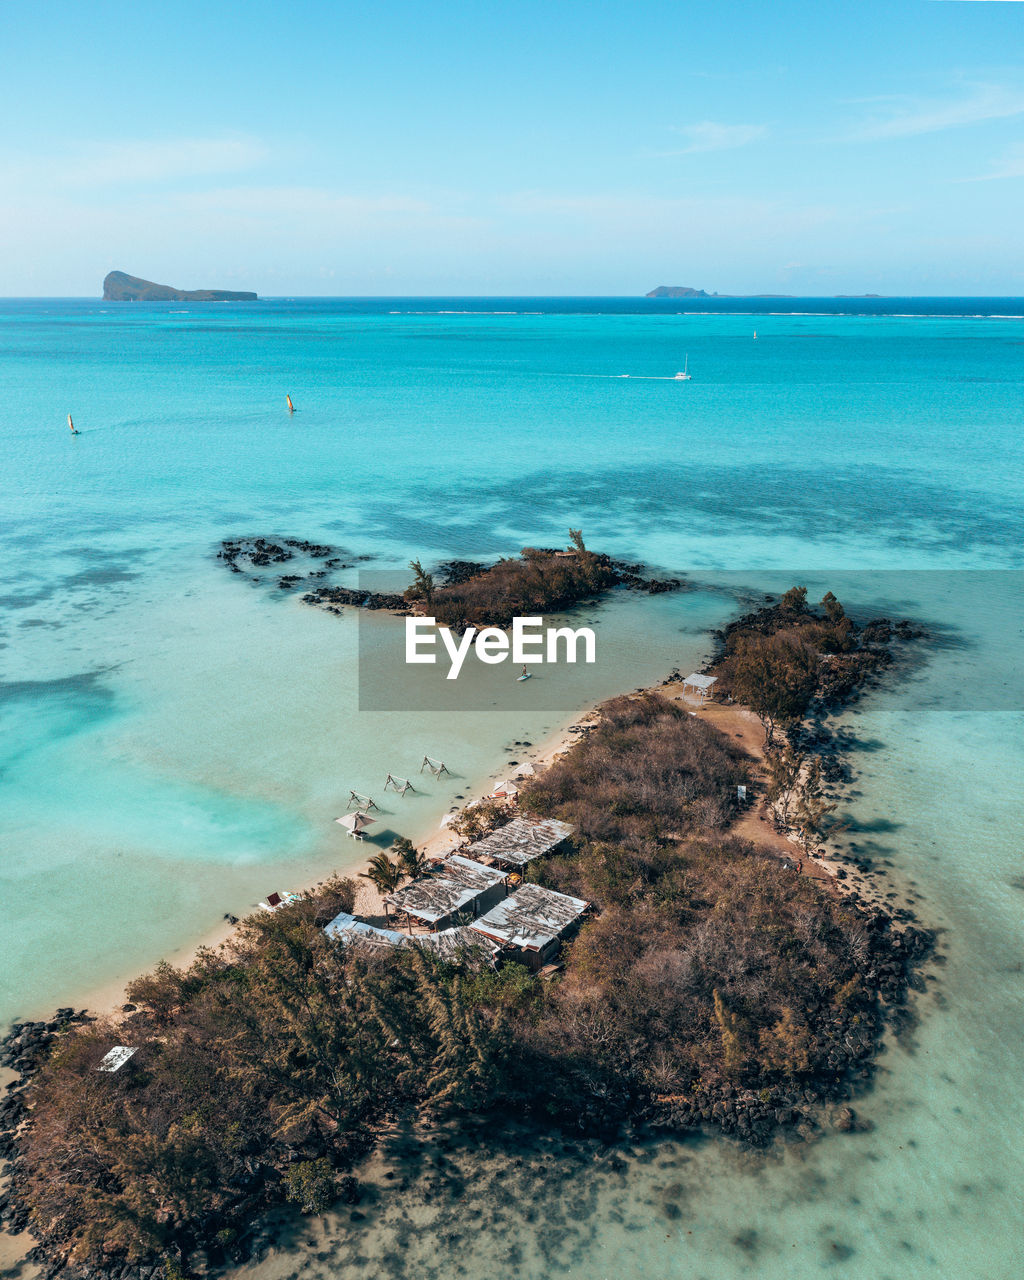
[258,890,302,913]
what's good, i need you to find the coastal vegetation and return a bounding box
[405,535,626,629]
[0,586,932,1280]
[402,531,646,630]
[220,530,680,621]
[358,839,431,906]
[513,694,919,1128]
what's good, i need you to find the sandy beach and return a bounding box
[73,668,855,1025]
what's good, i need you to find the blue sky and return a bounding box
[2,0,1022,294]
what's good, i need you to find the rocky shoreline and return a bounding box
[638,595,937,1136]
[1,1011,93,1246]
[646,909,933,1143]
[216,537,684,615]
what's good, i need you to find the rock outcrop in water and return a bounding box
[102,271,257,302]
[217,536,683,618]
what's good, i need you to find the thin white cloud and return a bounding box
[960,142,1024,180]
[168,186,435,217]
[849,82,1024,140]
[492,191,839,241]
[0,136,270,190]
[69,136,270,184]
[665,121,768,154]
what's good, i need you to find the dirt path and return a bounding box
[656,687,831,881]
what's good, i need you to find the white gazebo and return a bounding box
[682,672,717,703]
[335,811,378,839]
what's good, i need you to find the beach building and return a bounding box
[323,910,499,964]
[414,925,501,963]
[386,857,508,932]
[386,878,483,932]
[682,673,717,703]
[463,816,575,871]
[469,883,590,969]
[324,911,408,949]
[441,856,509,909]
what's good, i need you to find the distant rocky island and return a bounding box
[102,270,257,302]
[646,285,888,300]
[645,285,708,298]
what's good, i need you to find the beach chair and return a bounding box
[259,891,295,912]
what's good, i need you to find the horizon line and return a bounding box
[4,292,1024,301]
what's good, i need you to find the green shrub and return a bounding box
[284,1159,337,1215]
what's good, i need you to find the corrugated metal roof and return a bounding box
[324,911,408,948]
[323,911,499,964]
[470,883,589,952]
[442,855,509,890]
[414,926,501,962]
[463,817,575,868]
[386,877,480,924]
[97,1046,137,1073]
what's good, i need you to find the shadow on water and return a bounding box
[835,733,888,754]
[842,839,899,865]
[0,668,117,708]
[345,464,1024,559]
[841,814,904,835]
[0,563,142,610]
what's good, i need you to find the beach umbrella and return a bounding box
[335,811,378,834]
[492,779,520,798]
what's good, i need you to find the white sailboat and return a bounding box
[674,355,691,381]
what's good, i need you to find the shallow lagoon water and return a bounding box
[1,299,1023,1276]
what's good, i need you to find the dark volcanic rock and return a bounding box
[302,585,407,612]
[436,560,488,586]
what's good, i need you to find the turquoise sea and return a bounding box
[1,298,1023,1278]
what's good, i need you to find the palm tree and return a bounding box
[360,853,404,915]
[393,837,429,881]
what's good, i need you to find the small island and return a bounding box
[645,285,708,298]
[102,271,258,302]
[215,532,682,617]
[0,559,933,1280]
